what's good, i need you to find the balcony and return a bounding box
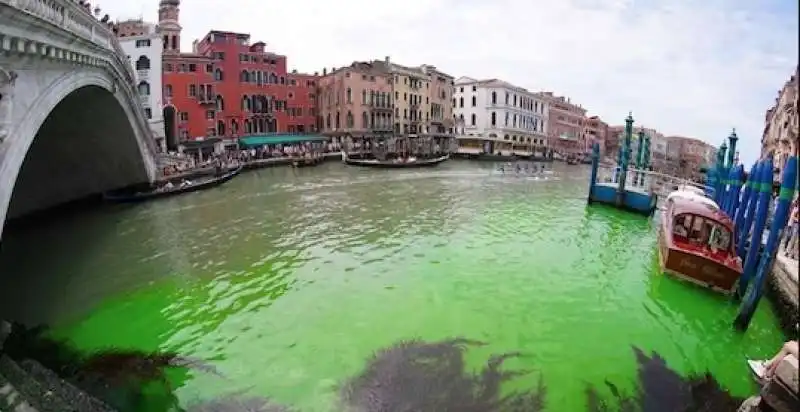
[369,102,392,112]
[137,69,149,80]
[139,94,150,106]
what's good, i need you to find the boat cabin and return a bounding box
[669,205,735,259]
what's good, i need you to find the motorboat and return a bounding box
[657,189,743,294]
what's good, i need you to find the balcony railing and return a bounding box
[139,94,150,106]
[137,69,149,80]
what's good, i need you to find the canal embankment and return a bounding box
[768,254,799,338]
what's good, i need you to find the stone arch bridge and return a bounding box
[0,0,158,239]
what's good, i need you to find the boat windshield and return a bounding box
[672,213,732,254]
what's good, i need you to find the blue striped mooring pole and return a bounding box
[734,156,797,330]
[736,158,774,300]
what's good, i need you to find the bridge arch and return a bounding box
[0,70,156,237]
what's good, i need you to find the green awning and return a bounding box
[238,134,327,148]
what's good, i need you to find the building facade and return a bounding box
[158,0,318,152]
[116,19,165,150]
[316,61,394,137]
[672,136,715,181]
[452,77,548,155]
[583,116,608,156]
[425,65,455,135]
[540,92,587,154]
[761,69,798,182]
[159,0,216,150]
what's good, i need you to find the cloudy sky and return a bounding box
[104,0,797,165]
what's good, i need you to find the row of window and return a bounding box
[332,89,393,108]
[488,112,543,132]
[323,111,393,130]
[458,112,544,132]
[239,53,280,65]
[453,94,545,114]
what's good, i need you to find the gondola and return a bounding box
[343,153,450,168]
[103,166,242,203]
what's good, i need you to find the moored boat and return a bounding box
[342,153,449,168]
[292,156,323,168]
[657,189,743,294]
[104,166,242,203]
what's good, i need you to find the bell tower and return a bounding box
[158,0,182,54]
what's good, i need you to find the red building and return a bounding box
[159,0,317,150]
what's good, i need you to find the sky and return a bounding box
[103,0,798,166]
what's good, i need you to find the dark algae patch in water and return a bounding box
[3,324,746,411]
[586,348,745,412]
[338,337,546,411]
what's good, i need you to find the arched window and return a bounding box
[470,114,476,125]
[326,114,331,129]
[214,68,224,81]
[250,70,256,83]
[269,118,277,133]
[250,95,258,112]
[244,119,252,134]
[216,95,224,111]
[164,84,172,97]
[217,120,225,136]
[241,95,250,111]
[231,119,239,135]
[335,112,340,129]
[240,70,249,82]
[346,111,354,128]
[491,112,496,126]
[471,96,476,107]
[459,97,464,107]
[137,81,150,95]
[135,56,150,70]
[491,91,497,105]
[362,112,368,129]
[270,73,278,83]
[362,89,367,104]
[346,88,352,104]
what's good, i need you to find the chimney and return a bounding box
[292,69,297,74]
[314,71,318,76]
[322,68,327,76]
[385,56,390,63]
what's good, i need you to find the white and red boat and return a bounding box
[657,187,743,294]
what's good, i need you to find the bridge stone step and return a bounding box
[19,359,116,412]
[0,373,38,412]
[0,355,70,412]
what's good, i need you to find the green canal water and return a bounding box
[0,161,786,411]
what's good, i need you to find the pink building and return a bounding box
[583,116,608,155]
[540,92,587,154]
[316,61,394,140]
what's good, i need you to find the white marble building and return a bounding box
[452,77,548,156]
[117,20,165,149]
